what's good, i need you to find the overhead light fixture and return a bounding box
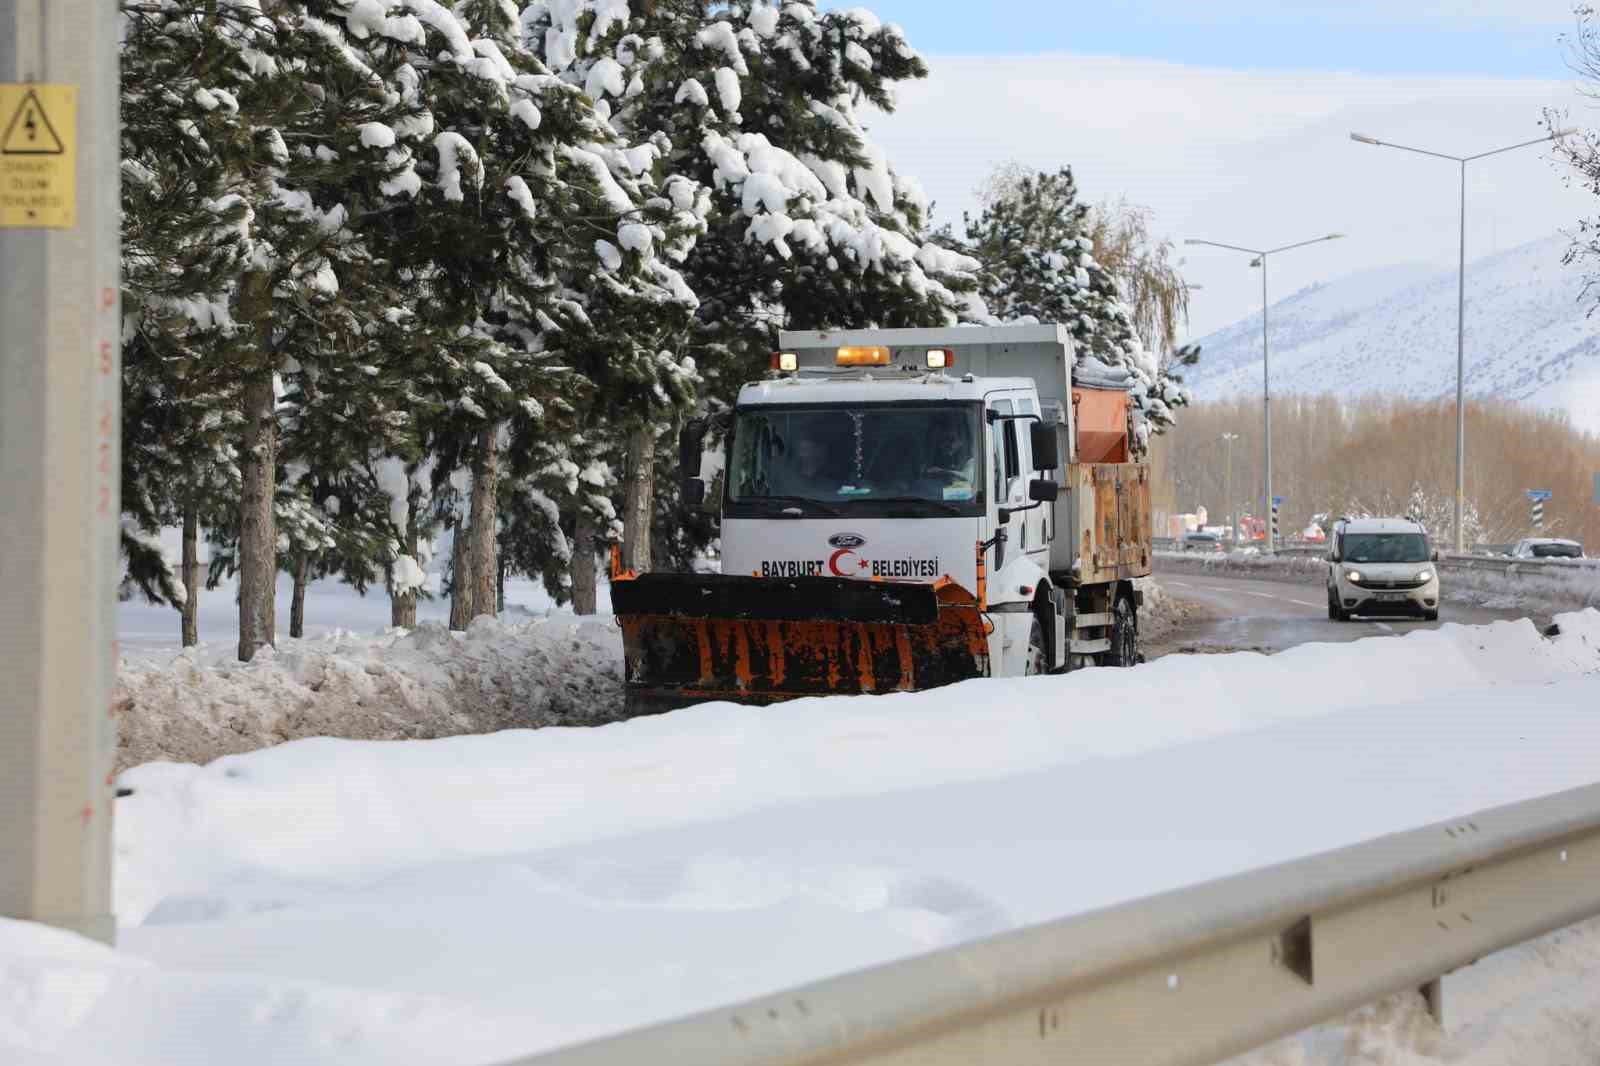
[836,346,890,366]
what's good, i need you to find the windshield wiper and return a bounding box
[873,496,965,516]
[753,495,842,516]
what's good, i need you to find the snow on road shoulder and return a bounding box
[116,609,1600,925]
[113,612,624,772]
[9,609,1597,1066]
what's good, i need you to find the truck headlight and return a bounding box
[1344,569,1362,583]
[1416,570,1433,583]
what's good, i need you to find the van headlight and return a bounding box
[1416,570,1434,583]
[1344,569,1363,583]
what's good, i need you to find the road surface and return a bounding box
[1153,572,1544,656]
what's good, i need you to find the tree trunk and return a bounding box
[571,509,598,615]
[390,521,418,629]
[180,502,200,647]
[469,424,499,619]
[448,520,473,631]
[237,372,277,662]
[289,553,309,639]
[622,425,655,573]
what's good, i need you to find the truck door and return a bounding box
[986,398,1014,566]
[1017,397,1049,562]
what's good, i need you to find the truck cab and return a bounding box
[720,369,1056,677]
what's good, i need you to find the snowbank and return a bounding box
[114,613,625,771]
[5,610,1596,1066]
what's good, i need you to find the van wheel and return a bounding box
[1106,596,1138,667]
[1423,609,1439,622]
[1025,616,1048,676]
[1327,588,1347,622]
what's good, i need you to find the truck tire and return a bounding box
[1025,615,1048,676]
[1106,595,1138,667]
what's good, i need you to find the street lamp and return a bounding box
[1184,233,1345,552]
[1221,432,1239,548]
[1349,128,1576,552]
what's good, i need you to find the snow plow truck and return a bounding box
[611,324,1153,715]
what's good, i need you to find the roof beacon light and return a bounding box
[925,348,954,369]
[836,345,890,366]
[771,351,799,372]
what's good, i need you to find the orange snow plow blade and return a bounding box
[612,573,990,716]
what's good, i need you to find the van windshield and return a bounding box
[727,403,984,515]
[1342,533,1429,564]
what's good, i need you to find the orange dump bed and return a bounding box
[1072,386,1130,464]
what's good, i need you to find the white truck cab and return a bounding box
[1326,517,1441,622]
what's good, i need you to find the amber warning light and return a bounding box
[926,348,955,368]
[771,351,799,371]
[836,345,891,366]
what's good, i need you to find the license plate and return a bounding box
[1374,592,1409,602]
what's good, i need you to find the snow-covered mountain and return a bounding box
[1181,235,1600,434]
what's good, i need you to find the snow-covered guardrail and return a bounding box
[505,779,1600,1066]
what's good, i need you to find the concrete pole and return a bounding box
[0,0,120,942]
[1454,160,1467,553]
[1261,254,1273,554]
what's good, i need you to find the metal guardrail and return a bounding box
[1159,545,1600,580]
[505,782,1600,1066]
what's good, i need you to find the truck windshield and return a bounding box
[727,403,984,514]
[1342,533,1429,564]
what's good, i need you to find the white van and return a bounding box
[1326,517,1440,622]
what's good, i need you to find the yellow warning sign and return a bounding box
[1,84,76,228]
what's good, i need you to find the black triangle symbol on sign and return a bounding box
[2,89,66,156]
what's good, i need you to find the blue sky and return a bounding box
[858,2,1574,79]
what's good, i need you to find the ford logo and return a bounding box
[829,532,867,549]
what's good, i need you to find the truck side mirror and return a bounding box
[678,418,707,480]
[1029,421,1060,472]
[1028,478,1058,503]
[683,478,706,506]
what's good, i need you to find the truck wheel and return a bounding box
[1106,596,1138,667]
[1025,616,1048,676]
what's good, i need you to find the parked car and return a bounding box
[1327,516,1440,622]
[1181,531,1225,553]
[1509,538,1585,560]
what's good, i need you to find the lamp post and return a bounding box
[1349,128,1575,553]
[1221,432,1239,548]
[1184,234,1345,552]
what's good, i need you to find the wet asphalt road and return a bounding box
[1157,572,1543,655]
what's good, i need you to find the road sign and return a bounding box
[0,84,76,228]
[1272,495,1285,505]
[1525,489,1553,501]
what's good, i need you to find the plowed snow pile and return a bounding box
[5,610,1600,1066]
[114,614,625,770]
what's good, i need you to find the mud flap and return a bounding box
[612,573,990,714]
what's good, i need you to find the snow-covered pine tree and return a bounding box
[350,0,705,615]
[522,0,982,576]
[963,166,1189,454]
[119,0,270,644]
[121,0,447,659]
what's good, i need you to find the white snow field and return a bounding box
[5,610,1600,1066]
